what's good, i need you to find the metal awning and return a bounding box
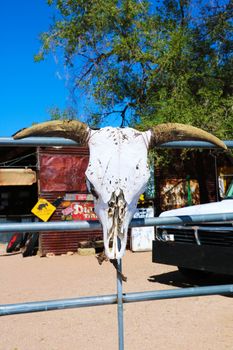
[0,168,36,186]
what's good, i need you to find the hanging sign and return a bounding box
[61,202,98,221]
[31,198,56,222]
[0,168,36,186]
[64,193,94,201]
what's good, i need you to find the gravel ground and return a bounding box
[0,247,233,350]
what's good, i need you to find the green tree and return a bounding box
[37,0,233,137]
[48,106,77,120]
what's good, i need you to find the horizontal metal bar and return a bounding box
[0,137,232,149]
[157,225,233,232]
[133,213,233,226]
[0,222,85,233]
[0,294,116,316]
[0,137,78,147]
[1,284,233,316]
[159,140,233,149]
[1,212,233,233]
[0,220,102,233]
[124,284,233,302]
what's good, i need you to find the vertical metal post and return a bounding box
[117,259,124,350]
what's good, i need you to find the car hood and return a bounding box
[159,199,233,217]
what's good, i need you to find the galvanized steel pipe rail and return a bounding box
[0,137,233,149]
[0,212,233,233]
[1,284,233,316]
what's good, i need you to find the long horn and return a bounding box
[13,120,89,144]
[149,123,227,150]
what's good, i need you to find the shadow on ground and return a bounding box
[148,269,233,295]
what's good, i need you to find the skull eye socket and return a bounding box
[86,178,99,199]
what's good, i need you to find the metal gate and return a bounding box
[0,137,233,350]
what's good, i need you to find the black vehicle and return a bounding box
[153,182,233,278]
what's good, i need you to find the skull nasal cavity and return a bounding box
[108,189,125,204]
[107,189,126,216]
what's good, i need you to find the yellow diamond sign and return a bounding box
[31,198,56,222]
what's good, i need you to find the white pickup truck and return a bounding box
[153,182,233,278]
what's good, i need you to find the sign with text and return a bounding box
[61,202,98,221]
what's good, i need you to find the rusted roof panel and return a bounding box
[39,148,89,192]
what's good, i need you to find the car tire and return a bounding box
[22,233,39,257]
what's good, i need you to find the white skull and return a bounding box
[85,127,151,259]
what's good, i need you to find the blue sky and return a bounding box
[0,1,70,136]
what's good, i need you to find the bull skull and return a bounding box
[13,120,226,259]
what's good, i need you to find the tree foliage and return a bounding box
[37,0,233,137]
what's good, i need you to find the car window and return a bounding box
[225,180,233,199]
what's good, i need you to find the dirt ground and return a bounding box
[0,245,233,350]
